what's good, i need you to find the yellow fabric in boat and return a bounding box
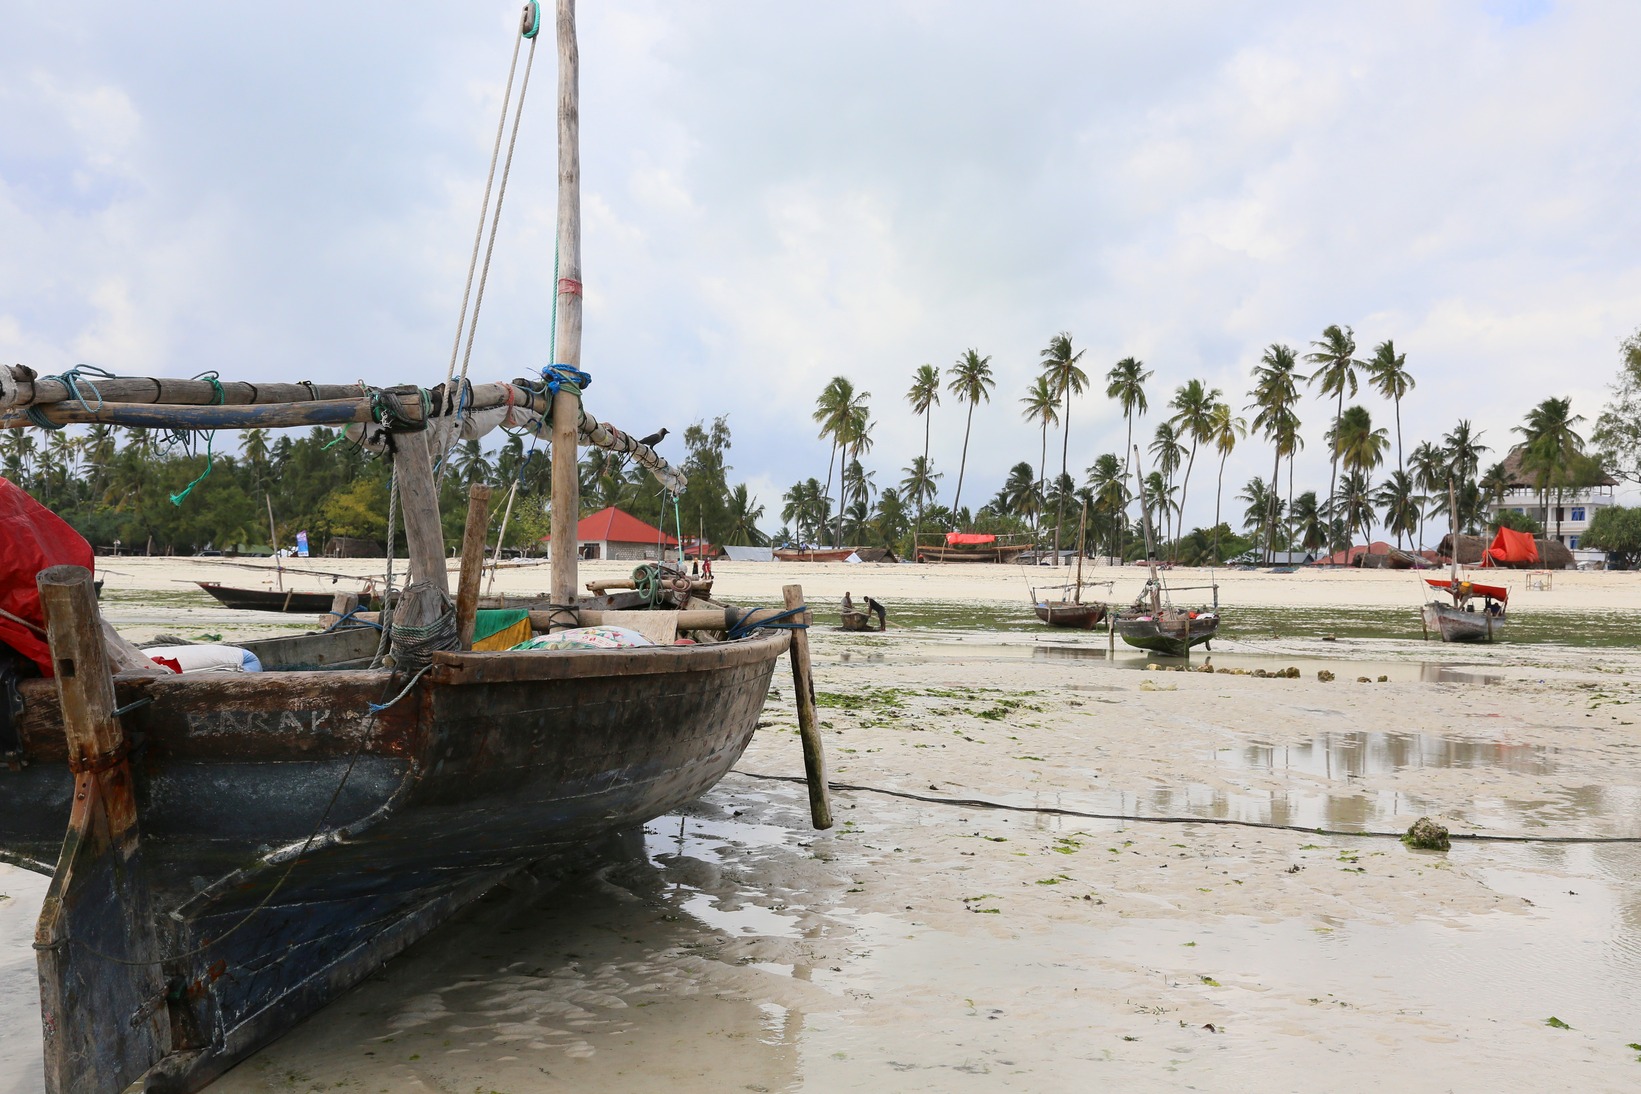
[471,610,533,652]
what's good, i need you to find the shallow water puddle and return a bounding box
[1213,730,1559,779]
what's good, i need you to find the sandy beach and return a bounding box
[3,558,1641,1091]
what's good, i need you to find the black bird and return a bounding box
[636,427,669,448]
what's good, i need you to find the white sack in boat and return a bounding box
[145,644,263,673]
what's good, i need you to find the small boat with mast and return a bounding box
[0,5,831,1090]
[1113,445,1220,656]
[1421,480,1508,643]
[1033,499,1109,629]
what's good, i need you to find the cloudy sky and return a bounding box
[4,1,1638,534]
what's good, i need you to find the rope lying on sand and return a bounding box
[729,771,1641,845]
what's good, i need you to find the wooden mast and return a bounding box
[1132,444,1161,614]
[1073,497,1087,603]
[548,0,583,616]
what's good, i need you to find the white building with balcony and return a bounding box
[1488,446,1617,550]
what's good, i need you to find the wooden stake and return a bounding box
[455,483,493,649]
[783,583,832,830]
[548,0,584,616]
[34,565,168,1093]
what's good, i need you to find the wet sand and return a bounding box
[3,559,1641,1090]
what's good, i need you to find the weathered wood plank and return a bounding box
[34,565,169,1093]
[455,484,494,649]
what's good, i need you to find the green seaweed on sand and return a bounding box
[1546,1016,1572,1029]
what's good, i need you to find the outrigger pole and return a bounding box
[548,0,584,613]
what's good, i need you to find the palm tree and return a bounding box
[1514,396,1586,541]
[1478,461,1512,511]
[900,456,942,522]
[834,399,873,547]
[1249,343,1300,562]
[1084,453,1128,559]
[1148,422,1186,546]
[1409,440,1447,551]
[1329,406,1389,487]
[1040,332,1089,564]
[870,487,911,551]
[452,439,493,485]
[724,484,769,546]
[906,364,942,546]
[1304,324,1363,548]
[781,478,830,544]
[998,461,1042,524]
[1365,340,1415,478]
[1167,379,1221,561]
[1142,470,1178,556]
[1208,402,1247,562]
[812,376,860,542]
[1442,420,1489,487]
[1019,375,1060,536]
[1374,470,1420,550]
[1105,356,1151,555]
[1336,469,1377,545]
[1237,476,1283,549]
[1291,491,1327,552]
[946,349,996,517]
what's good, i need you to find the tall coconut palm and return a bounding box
[906,364,942,547]
[1084,453,1128,559]
[1442,420,1489,486]
[1373,470,1420,550]
[1329,405,1390,487]
[1514,396,1586,540]
[1365,340,1415,477]
[1336,469,1377,546]
[1208,402,1247,562]
[1290,491,1327,553]
[724,484,769,547]
[1148,422,1186,547]
[1040,332,1089,564]
[1304,324,1363,548]
[900,456,942,520]
[812,376,860,542]
[1166,379,1221,561]
[834,400,873,547]
[1409,440,1447,550]
[1237,476,1283,548]
[946,349,996,518]
[1249,343,1301,562]
[1019,375,1060,537]
[1105,356,1152,555]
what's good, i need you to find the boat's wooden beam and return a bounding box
[0,396,397,431]
[34,565,170,1093]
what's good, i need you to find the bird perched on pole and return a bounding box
[637,427,669,448]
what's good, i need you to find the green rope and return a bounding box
[168,371,224,506]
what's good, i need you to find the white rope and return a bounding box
[438,31,540,482]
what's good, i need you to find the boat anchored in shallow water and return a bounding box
[1113,444,1220,656]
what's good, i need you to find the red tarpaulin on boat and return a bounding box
[0,477,94,675]
[1426,577,1509,603]
[1482,526,1539,567]
[945,532,997,546]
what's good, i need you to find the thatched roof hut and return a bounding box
[1435,532,1575,569]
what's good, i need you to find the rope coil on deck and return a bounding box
[728,605,809,640]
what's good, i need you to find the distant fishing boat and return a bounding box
[1421,481,1509,643]
[774,546,857,562]
[1113,445,1219,656]
[1033,499,1109,629]
[194,581,378,614]
[915,531,1034,564]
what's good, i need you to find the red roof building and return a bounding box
[546,506,678,562]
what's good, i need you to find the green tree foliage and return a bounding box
[1491,508,1544,536]
[1583,506,1641,569]
[1592,328,1641,487]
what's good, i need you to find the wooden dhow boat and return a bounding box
[0,6,831,1091]
[1421,482,1508,643]
[914,531,1034,564]
[1033,500,1109,629]
[1113,446,1219,656]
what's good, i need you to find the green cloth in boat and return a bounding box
[472,609,531,644]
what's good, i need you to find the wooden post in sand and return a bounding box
[35,565,168,1093]
[388,431,452,664]
[455,483,493,649]
[783,584,832,830]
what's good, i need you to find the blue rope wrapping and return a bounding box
[541,364,592,396]
[727,604,810,640]
[323,606,383,633]
[368,664,433,713]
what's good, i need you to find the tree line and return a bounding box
[1,416,771,556]
[784,323,1633,563]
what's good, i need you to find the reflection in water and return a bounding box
[1216,731,1558,780]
